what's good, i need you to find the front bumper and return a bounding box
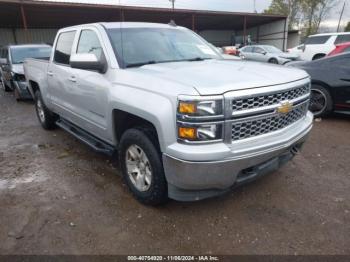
[13,81,32,99]
[163,112,313,201]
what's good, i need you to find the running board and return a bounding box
[56,119,116,157]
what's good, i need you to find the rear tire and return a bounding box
[34,90,57,130]
[119,127,168,206]
[1,77,11,92]
[268,58,279,64]
[309,84,333,117]
[14,87,22,101]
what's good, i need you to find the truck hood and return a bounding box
[11,64,24,75]
[133,60,309,95]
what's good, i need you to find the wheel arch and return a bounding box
[28,80,40,98]
[311,80,334,100]
[112,109,163,152]
[312,53,326,60]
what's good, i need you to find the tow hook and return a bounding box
[291,146,299,156]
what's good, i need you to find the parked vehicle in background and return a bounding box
[24,22,313,205]
[287,44,304,56]
[239,45,299,65]
[222,46,239,56]
[0,44,51,100]
[214,46,241,60]
[299,32,350,61]
[288,53,350,117]
[327,41,350,57]
[0,46,9,91]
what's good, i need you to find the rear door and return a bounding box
[252,47,268,62]
[47,30,77,119]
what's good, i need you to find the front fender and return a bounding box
[107,84,176,152]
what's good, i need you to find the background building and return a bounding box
[0,0,290,50]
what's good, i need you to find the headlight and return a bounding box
[177,95,224,143]
[177,96,224,120]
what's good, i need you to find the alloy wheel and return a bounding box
[309,89,327,116]
[125,144,152,192]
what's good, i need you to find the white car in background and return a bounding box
[299,32,350,61]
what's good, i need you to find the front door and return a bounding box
[68,28,110,140]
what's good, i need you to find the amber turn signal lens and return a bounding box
[179,102,196,114]
[178,127,197,140]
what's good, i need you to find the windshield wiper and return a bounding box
[125,61,157,68]
[186,57,213,62]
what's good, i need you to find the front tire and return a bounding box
[34,90,57,130]
[268,58,279,64]
[309,84,333,117]
[119,128,168,205]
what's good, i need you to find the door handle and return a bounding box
[47,71,54,76]
[341,79,350,82]
[68,76,77,83]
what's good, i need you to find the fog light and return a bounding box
[178,127,197,140]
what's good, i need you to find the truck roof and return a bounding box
[62,22,186,31]
[8,44,51,49]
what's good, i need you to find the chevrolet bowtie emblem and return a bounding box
[277,101,293,114]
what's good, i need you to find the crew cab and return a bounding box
[0,44,51,100]
[24,23,313,205]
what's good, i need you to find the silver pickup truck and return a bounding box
[24,22,313,205]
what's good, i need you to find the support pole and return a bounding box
[192,14,195,31]
[283,18,287,51]
[120,8,125,22]
[243,16,247,45]
[20,4,29,43]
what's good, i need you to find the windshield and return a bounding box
[107,27,221,68]
[263,46,283,54]
[11,46,52,64]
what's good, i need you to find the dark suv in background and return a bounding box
[0,44,51,100]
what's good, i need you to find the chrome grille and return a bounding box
[231,102,308,141]
[232,84,310,112]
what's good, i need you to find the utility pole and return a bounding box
[169,0,175,11]
[253,0,257,13]
[337,1,346,32]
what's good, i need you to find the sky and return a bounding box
[38,0,350,30]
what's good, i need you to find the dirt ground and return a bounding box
[0,87,349,255]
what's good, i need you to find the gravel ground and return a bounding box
[0,87,349,255]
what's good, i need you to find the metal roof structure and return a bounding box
[0,0,286,30]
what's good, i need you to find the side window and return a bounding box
[254,47,265,54]
[243,46,253,52]
[54,31,76,65]
[77,30,103,59]
[305,36,331,45]
[335,34,350,45]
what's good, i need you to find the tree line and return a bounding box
[264,0,344,35]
